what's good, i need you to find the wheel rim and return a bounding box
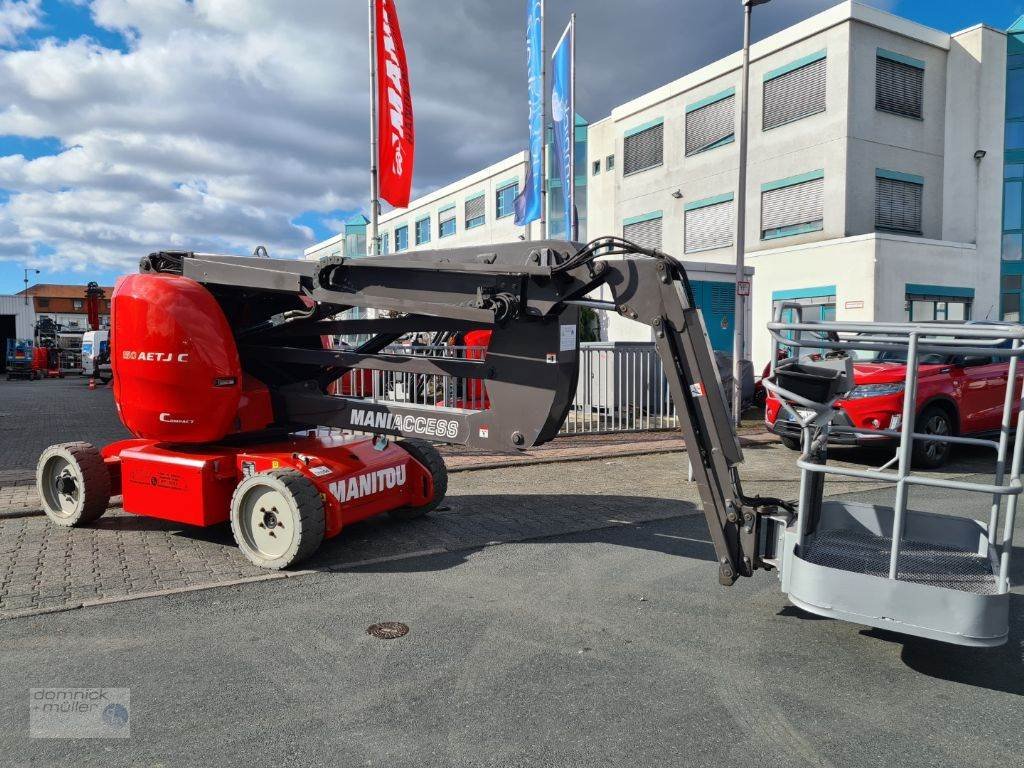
[40,455,81,517]
[923,414,950,460]
[237,485,296,560]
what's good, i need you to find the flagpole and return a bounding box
[539,0,547,241]
[368,0,380,257]
[569,11,577,241]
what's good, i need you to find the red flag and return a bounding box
[376,0,414,208]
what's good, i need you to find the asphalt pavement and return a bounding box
[0,459,1020,768]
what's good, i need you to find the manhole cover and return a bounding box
[367,622,409,639]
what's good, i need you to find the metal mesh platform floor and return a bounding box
[801,528,999,595]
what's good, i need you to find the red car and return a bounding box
[766,345,1022,468]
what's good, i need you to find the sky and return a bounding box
[1,0,1023,294]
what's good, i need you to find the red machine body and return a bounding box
[97,273,437,551]
[111,273,274,443]
[100,434,432,539]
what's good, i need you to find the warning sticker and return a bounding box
[560,324,577,351]
[309,465,333,477]
[689,382,706,397]
[479,426,490,439]
[546,353,557,364]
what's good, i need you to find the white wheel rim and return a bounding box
[237,485,296,560]
[41,455,81,518]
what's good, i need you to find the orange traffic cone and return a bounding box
[89,378,96,390]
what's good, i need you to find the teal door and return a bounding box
[692,280,735,353]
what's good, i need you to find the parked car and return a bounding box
[766,342,1022,468]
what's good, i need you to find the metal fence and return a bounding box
[326,342,678,435]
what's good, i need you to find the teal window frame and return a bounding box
[438,205,456,238]
[380,232,389,255]
[760,170,824,241]
[904,284,973,322]
[394,225,408,252]
[495,180,519,219]
[876,48,925,120]
[622,117,664,177]
[465,192,486,229]
[685,87,736,156]
[414,216,431,246]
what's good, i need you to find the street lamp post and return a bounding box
[23,268,39,306]
[732,0,770,426]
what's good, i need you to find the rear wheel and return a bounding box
[36,442,111,527]
[230,469,325,570]
[912,405,953,469]
[389,439,447,521]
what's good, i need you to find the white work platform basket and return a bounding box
[764,310,1023,647]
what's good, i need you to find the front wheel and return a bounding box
[912,406,954,469]
[230,470,325,570]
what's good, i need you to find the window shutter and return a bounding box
[623,123,664,174]
[465,195,485,222]
[623,216,663,251]
[761,177,824,232]
[876,56,923,118]
[686,96,734,155]
[439,208,456,227]
[763,57,827,130]
[875,177,922,233]
[684,201,733,253]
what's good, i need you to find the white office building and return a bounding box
[307,1,1010,366]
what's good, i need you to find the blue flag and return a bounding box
[514,0,544,227]
[551,18,574,240]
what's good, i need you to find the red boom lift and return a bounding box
[36,240,783,575]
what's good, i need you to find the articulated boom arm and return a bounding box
[146,239,780,583]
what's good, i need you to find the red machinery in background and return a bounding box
[84,281,104,332]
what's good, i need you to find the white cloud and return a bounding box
[0,0,41,47]
[0,0,853,275]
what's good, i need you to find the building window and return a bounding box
[685,88,735,156]
[73,299,83,310]
[37,298,49,308]
[761,171,824,240]
[380,232,389,254]
[684,193,734,253]
[592,160,601,176]
[605,154,614,172]
[465,194,486,229]
[1002,275,1022,322]
[876,49,924,119]
[771,286,837,356]
[438,206,456,238]
[622,211,663,250]
[905,286,972,322]
[763,50,826,130]
[415,217,431,246]
[875,170,923,234]
[496,182,518,219]
[622,120,663,175]
[394,225,409,251]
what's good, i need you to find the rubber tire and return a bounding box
[780,435,802,451]
[912,405,954,469]
[36,442,111,527]
[389,438,448,521]
[229,469,325,570]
